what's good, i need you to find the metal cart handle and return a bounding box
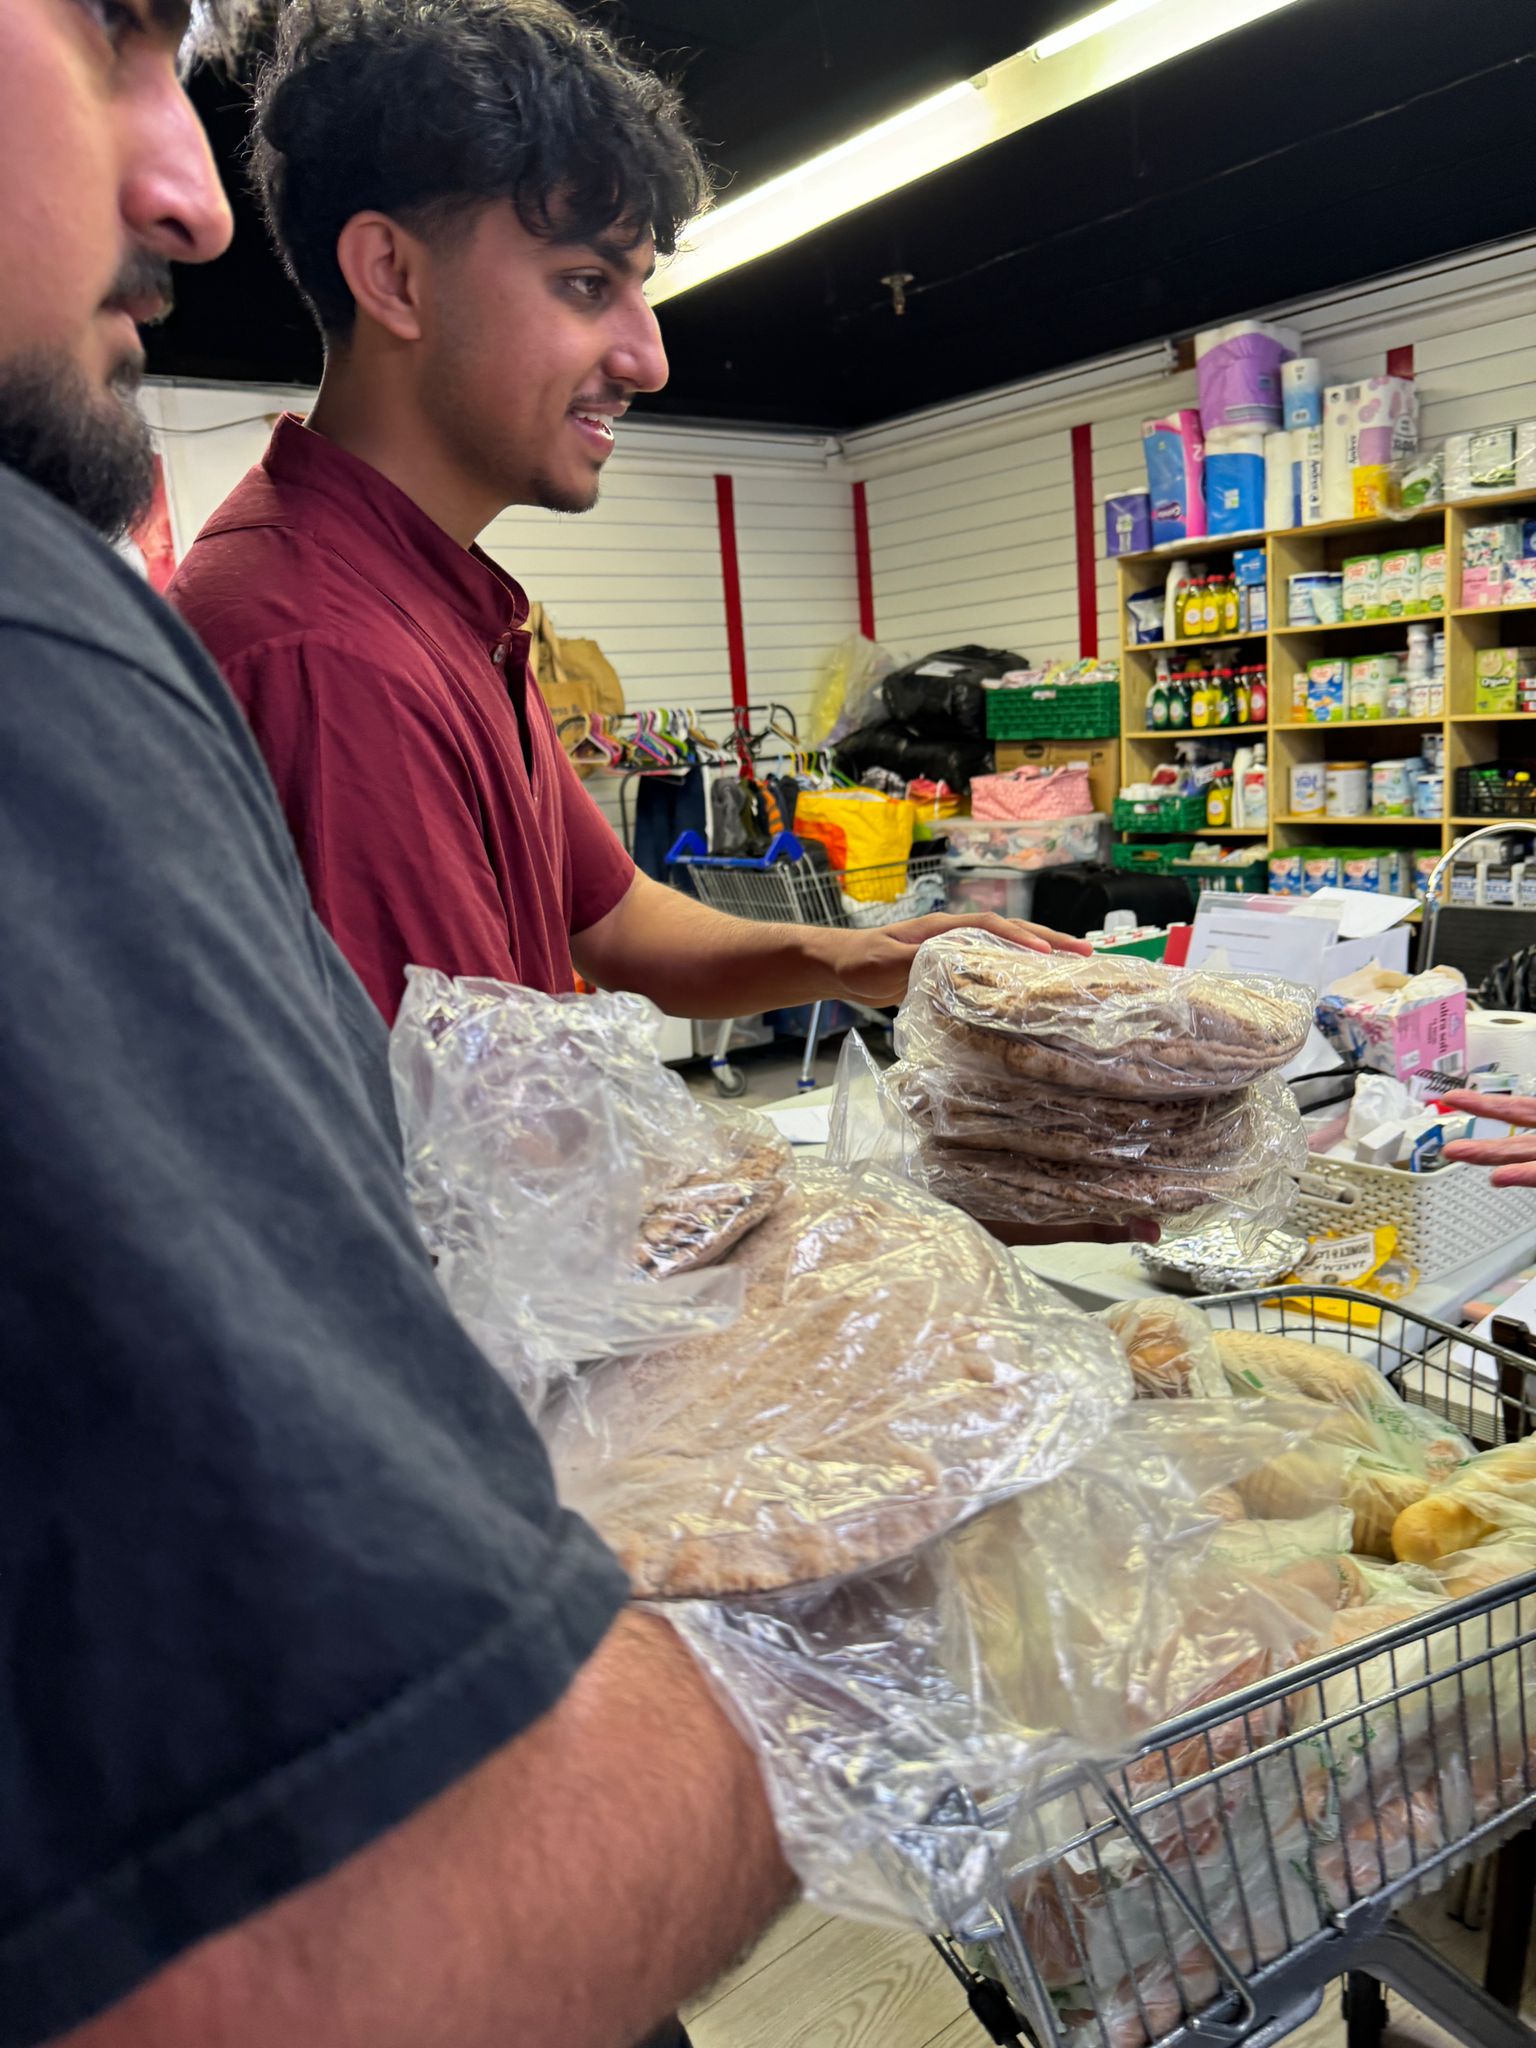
[1083,1764,1261,2044]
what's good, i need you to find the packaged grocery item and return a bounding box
[1105,491,1152,556]
[1413,768,1445,820]
[1413,849,1441,899]
[1465,521,1525,568]
[1341,851,1383,893]
[1326,762,1368,817]
[1419,545,1447,612]
[1352,465,1395,519]
[1372,759,1415,817]
[1342,555,1381,621]
[1462,566,1506,610]
[1508,558,1536,605]
[1302,851,1341,892]
[1307,658,1346,723]
[1315,963,1468,1083]
[1269,851,1303,895]
[1348,662,1385,720]
[1291,762,1325,815]
[1289,571,1343,627]
[1233,547,1268,631]
[1385,677,1410,719]
[1379,549,1420,617]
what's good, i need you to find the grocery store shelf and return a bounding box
[1124,725,1267,739]
[1273,614,1443,637]
[1450,817,1536,829]
[1455,712,1536,722]
[1190,825,1269,836]
[1452,602,1536,618]
[1275,814,1443,827]
[1273,717,1442,731]
[1123,634,1266,654]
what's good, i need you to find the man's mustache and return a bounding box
[104,253,176,327]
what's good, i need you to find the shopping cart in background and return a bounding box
[666,829,946,1094]
[933,1287,1536,2048]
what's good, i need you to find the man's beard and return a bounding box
[531,470,602,515]
[0,348,156,541]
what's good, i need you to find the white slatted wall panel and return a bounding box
[734,470,859,736]
[851,235,1536,671]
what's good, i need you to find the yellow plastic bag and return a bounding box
[1271,1225,1419,1328]
[793,792,917,902]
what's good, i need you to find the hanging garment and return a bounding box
[634,764,706,882]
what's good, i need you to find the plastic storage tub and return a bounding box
[938,814,1108,870]
[944,867,1036,919]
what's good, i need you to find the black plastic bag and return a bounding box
[880,645,1026,740]
[832,721,994,793]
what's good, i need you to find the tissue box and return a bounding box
[1104,491,1151,557]
[1466,523,1524,568]
[1507,558,1536,605]
[1478,647,1536,714]
[1463,566,1506,610]
[1315,965,1468,1083]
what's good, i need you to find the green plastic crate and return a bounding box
[1167,856,1269,894]
[1111,840,1195,874]
[987,681,1120,741]
[1112,792,1209,833]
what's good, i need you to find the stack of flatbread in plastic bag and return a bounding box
[888,933,1314,1234]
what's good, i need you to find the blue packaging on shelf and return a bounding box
[1105,491,1152,557]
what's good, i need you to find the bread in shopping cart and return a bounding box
[634,1113,792,1280]
[1102,1298,1232,1401]
[546,1164,1126,1599]
[1392,1435,1536,1563]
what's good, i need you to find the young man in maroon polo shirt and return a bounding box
[170,0,1084,1029]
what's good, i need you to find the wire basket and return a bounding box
[666,830,945,930]
[936,1287,1536,2048]
[1290,1156,1536,1280]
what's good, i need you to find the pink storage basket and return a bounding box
[970,765,1094,821]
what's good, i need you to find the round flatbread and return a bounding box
[547,1167,1126,1599]
[900,938,1312,1100]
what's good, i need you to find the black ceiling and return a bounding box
[153,0,1536,432]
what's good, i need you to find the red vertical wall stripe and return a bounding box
[852,480,876,641]
[714,474,750,735]
[1070,423,1099,659]
[1387,344,1415,379]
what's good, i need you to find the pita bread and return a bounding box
[548,1168,1124,1599]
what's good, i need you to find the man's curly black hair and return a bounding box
[251,0,710,339]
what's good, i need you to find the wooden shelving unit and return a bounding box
[1115,484,1536,864]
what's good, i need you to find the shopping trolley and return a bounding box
[666,830,946,1095]
[933,1287,1536,2048]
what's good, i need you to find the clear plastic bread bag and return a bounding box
[856,931,1316,1236]
[389,969,791,1412]
[542,1160,1134,1601]
[898,932,1315,1099]
[659,1398,1344,1932]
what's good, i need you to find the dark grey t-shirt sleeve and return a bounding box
[0,486,628,2046]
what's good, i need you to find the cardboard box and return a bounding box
[1104,492,1151,557]
[995,739,1119,820]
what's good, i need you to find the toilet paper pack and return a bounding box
[1322,378,1419,522]
[1195,320,1299,429]
[1142,411,1207,544]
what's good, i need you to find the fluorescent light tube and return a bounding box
[650,0,1310,305]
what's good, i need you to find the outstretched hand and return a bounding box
[1439,1092,1536,1187]
[826,913,1091,1008]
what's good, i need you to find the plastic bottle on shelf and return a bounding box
[1191,670,1212,729]
[1221,578,1242,634]
[1242,745,1269,829]
[1249,664,1269,723]
[1234,669,1251,727]
[1200,578,1222,636]
[1181,578,1206,640]
[1206,770,1233,829]
[1215,667,1236,727]
[1232,745,1254,829]
[1148,667,1169,730]
[1168,666,1191,729]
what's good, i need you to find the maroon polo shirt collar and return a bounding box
[262,413,529,664]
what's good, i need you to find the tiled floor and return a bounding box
[684,1889,1535,2048]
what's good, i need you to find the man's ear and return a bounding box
[334,212,426,343]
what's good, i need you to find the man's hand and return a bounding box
[822,914,1092,1008]
[1440,1092,1536,1187]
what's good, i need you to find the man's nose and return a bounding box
[120,67,234,268]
